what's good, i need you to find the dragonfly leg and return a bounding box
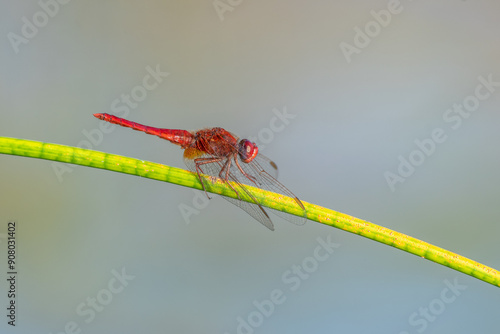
[194,157,224,199]
[218,157,241,200]
[234,155,259,186]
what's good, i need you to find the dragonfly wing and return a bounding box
[220,193,275,231]
[253,154,279,179]
[184,151,275,230]
[183,141,307,229]
[235,156,307,226]
[221,152,306,227]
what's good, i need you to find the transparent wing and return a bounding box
[236,154,307,226]
[184,145,306,230]
[184,151,275,230]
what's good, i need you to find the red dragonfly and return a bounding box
[94,113,306,230]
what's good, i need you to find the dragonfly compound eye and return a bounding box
[238,139,259,163]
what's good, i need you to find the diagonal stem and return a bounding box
[1,136,499,288]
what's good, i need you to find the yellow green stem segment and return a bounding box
[1,136,499,288]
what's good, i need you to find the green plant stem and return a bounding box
[1,136,499,288]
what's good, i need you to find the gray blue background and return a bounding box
[1,1,499,333]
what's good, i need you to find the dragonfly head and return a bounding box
[238,139,259,163]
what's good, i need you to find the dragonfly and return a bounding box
[93,113,307,230]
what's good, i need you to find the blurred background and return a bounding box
[1,1,499,333]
